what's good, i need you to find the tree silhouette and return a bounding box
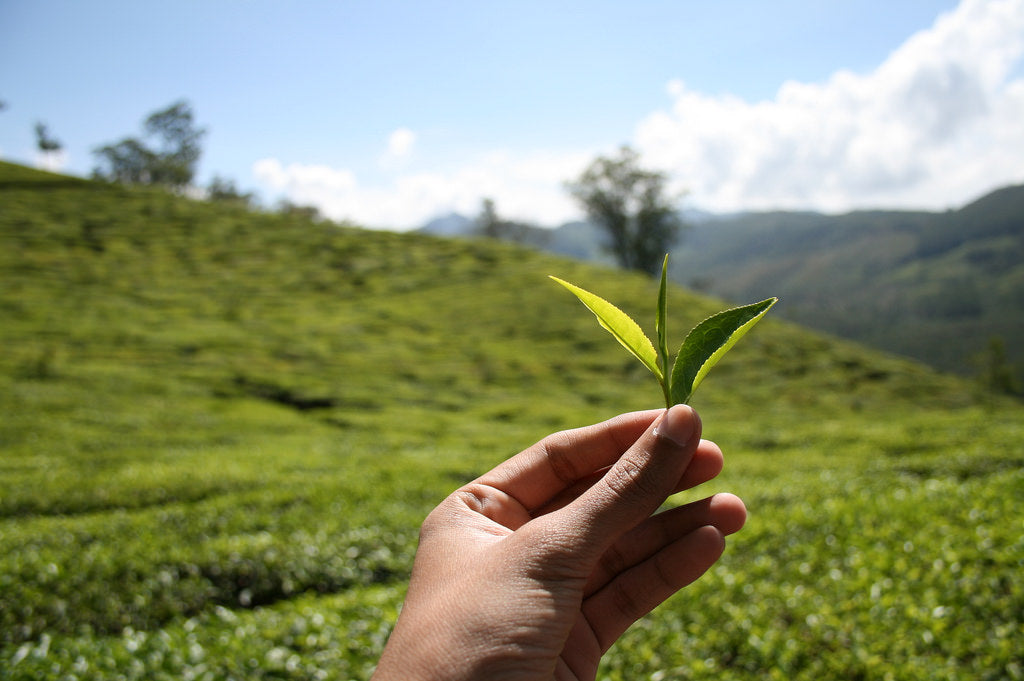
[567,146,685,275]
[93,100,205,189]
[34,122,62,153]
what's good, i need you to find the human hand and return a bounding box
[372,405,747,681]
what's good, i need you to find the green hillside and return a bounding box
[669,186,1024,388]
[1,161,1021,680]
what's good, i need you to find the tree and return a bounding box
[976,336,1021,397]
[92,138,157,185]
[275,198,321,221]
[34,122,62,153]
[475,198,502,239]
[206,175,254,207]
[472,197,547,246]
[34,122,64,172]
[92,100,205,190]
[566,145,685,275]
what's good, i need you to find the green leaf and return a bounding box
[549,275,663,381]
[670,297,778,405]
[655,255,671,406]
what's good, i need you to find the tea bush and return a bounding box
[2,163,1020,679]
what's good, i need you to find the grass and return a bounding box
[1,161,1021,679]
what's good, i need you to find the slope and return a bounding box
[1,162,1020,680]
[669,185,1024,385]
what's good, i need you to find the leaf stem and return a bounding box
[657,254,672,408]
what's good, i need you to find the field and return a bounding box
[1,162,1021,680]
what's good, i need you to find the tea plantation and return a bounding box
[1,162,1021,679]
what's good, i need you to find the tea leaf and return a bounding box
[670,297,777,405]
[550,256,775,408]
[655,255,671,405]
[549,276,663,380]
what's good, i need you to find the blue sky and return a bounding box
[2,0,1022,229]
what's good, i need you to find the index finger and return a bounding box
[473,409,663,513]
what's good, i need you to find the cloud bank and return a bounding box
[253,0,1024,229]
[254,148,589,229]
[637,0,1024,213]
[379,127,416,169]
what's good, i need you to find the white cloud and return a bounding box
[634,0,1024,212]
[253,149,590,230]
[386,127,416,159]
[378,127,417,171]
[253,0,1024,228]
[253,158,356,200]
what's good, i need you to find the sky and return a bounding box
[2,0,1022,230]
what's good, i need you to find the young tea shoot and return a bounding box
[550,255,777,407]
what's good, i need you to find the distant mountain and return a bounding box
[668,184,1024,386]
[419,212,474,237]
[417,186,1024,389]
[417,212,609,263]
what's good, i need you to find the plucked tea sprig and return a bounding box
[550,255,776,407]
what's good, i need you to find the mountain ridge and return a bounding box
[417,183,1024,388]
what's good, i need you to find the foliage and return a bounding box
[34,123,61,153]
[669,297,776,406]
[206,175,254,208]
[92,100,205,189]
[551,256,775,406]
[275,198,321,220]
[1,161,1021,679]
[975,336,1021,397]
[567,145,685,275]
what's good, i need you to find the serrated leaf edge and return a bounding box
[549,275,663,381]
[670,297,778,405]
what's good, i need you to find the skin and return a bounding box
[372,404,747,681]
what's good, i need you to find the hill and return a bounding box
[1,161,1020,679]
[425,186,1024,389]
[670,184,1024,387]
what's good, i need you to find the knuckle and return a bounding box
[603,457,642,494]
[419,490,471,538]
[601,454,661,504]
[599,542,631,577]
[542,437,583,487]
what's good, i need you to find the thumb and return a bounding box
[548,404,702,564]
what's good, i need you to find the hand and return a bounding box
[372,405,747,681]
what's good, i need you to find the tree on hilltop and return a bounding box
[92,100,205,190]
[34,122,64,171]
[276,198,322,221]
[566,145,685,275]
[34,122,62,153]
[206,175,254,207]
[473,197,546,246]
[475,198,502,239]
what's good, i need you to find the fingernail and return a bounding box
[654,405,698,447]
